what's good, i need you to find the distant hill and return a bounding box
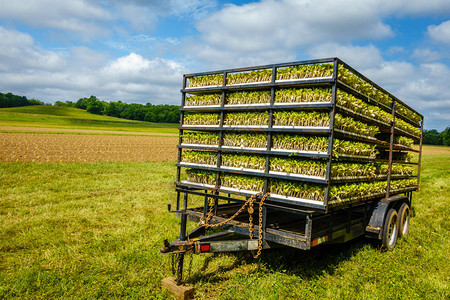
[0,105,178,133]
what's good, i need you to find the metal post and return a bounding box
[417,118,424,188]
[180,193,188,241]
[323,58,339,211]
[305,214,312,246]
[264,71,276,194]
[261,206,268,239]
[386,100,396,198]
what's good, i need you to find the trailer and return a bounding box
[160,57,423,286]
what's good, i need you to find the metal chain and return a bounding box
[198,190,270,259]
[185,251,194,283]
[252,192,270,258]
[199,192,262,229]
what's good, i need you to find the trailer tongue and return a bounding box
[161,58,423,288]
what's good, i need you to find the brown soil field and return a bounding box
[413,145,450,155]
[0,126,178,136]
[0,133,178,162]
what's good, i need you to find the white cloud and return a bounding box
[188,0,397,69]
[0,26,186,104]
[0,27,66,71]
[411,48,441,62]
[307,43,384,70]
[427,20,450,45]
[379,0,450,16]
[0,0,111,37]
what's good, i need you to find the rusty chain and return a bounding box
[198,191,270,259]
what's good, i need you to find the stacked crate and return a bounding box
[176,58,423,211]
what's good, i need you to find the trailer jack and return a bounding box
[160,228,273,285]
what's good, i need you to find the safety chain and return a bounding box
[252,192,270,258]
[198,191,270,259]
[199,192,262,228]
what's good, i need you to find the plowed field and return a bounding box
[0,133,178,162]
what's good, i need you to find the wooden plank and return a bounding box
[161,277,195,300]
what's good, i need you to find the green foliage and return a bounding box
[185,93,222,106]
[187,74,223,87]
[186,169,217,185]
[334,113,379,137]
[0,92,44,108]
[270,158,327,177]
[221,153,266,170]
[226,91,271,105]
[223,133,268,148]
[336,90,392,124]
[338,65,393,107]
[227,69,272,85]
[276,63,333,80]
[329,179,418,205]
[224,112,269,126]
[184,113,220,126]
[422,129,444,145]
[269,179,325,201]
[443,127,450,146]
[273,111,330,127]
[86,96,104,115]
[221,173,265,191]
[394,136,414,148]
[68,96,180,123]
[272,135,328,152]
[275,88,332,103]
[181,131,219,145]
[333,139,378,158]
[395,118,421,137]
[181,150,218,165]
[396,102,422,124]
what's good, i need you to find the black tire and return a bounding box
[397,203,410,238]
[381,208,399,251]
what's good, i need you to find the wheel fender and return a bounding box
[365,198,390,239]
[365,195,408,239]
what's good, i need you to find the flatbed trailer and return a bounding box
[161,58,423,286]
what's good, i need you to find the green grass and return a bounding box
[0,106,178,134]
[0,154,449,299]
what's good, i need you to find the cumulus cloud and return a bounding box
[0,27,66,71]
[0,0,111,37]
[0,27,186,104]
[411,48,441,62]
[427,20,450,45]
[189,0,395,68]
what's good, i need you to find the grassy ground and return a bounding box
[0,150,449,299]
[0,106,178,134]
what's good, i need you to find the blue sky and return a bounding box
[0,0,449,130]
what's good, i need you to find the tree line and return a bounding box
[56,96,180,123]
[422,128,450,146]
[0,92,45,107]
[1,91,180,123]
[1,91,450,137]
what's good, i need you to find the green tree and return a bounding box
[86,97,104,115]
[442,127,450,146]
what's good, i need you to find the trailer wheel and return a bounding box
[397,203,410,238]
[381,209,398,251]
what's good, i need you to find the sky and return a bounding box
[0,0,449,130]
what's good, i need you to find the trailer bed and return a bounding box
[177,200,373,250]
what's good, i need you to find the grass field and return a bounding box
[0,146,449,299]
[0,107,448,298]
[0,106,178,134]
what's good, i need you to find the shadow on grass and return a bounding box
[187,236,380,284]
